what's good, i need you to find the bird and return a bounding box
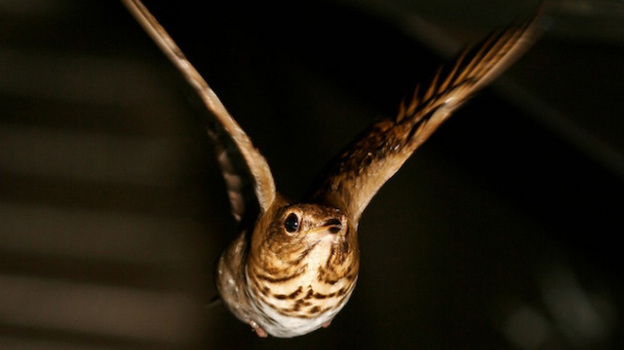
[121,0,541,338]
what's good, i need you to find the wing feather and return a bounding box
[121,0,276,217]
[307,16,541,222]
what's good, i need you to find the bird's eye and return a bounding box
[284,213,300,233]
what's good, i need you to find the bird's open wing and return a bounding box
[121,0,276,219]
[307,17,541,223]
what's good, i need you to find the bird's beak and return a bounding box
[324,218,343,234]
[309,218,344,236]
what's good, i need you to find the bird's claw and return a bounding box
[249,320,268,338]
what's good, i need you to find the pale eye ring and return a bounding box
[284,213,300,233]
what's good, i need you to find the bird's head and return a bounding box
[247,196,358,279]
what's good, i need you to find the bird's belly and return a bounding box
[246,268,357,337]
[250,278,356,338]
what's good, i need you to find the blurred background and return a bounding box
[1,0,623,349]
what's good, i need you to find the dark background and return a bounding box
[1,0,623,349]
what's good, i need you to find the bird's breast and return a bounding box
[245,239,359,337]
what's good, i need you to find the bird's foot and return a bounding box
[249,320,268,338]
[322,321,331,328]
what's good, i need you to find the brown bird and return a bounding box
[121,0,541,338]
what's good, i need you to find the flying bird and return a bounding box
[121,0,541,338]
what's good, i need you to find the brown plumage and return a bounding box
[308,21,538,222]
[121,0,541,338]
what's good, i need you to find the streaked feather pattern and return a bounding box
[308,18,540,222]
